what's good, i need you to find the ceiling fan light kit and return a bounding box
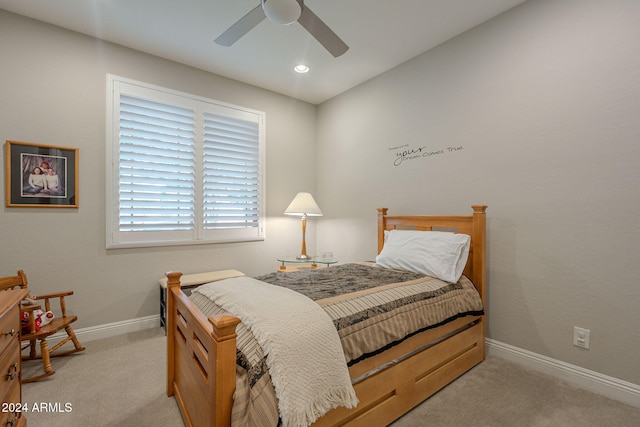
[215,0,349,57]
[262,0,301,25]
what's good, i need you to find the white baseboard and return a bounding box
[487,338,640,408]
[48,314,160,344]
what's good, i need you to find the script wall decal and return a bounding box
[389,144,464,166]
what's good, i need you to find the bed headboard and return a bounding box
[377,205,487,302]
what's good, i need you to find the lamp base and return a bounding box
[296,254,311,260]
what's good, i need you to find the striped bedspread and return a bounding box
[189,262,484,427]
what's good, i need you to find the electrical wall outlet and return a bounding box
[573,327,590,349]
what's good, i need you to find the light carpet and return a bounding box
[21,328,640,426]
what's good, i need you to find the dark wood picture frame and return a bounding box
[5,140,79,208]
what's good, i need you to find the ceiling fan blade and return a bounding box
[298,5,349,57]
[214,4,266,47]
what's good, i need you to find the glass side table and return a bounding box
[277,256,338,271]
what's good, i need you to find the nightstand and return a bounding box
[277,256,338,271]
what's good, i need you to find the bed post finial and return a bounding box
[165,271,183,288]
[472,205,487,214]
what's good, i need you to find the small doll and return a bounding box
[20,309,55,334]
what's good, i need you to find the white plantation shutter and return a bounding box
[119,95,196,233]
[107,76,265,248]
[202,112,261,234]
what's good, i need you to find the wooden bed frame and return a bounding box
[166,205,487,427]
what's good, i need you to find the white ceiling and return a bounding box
[0,0,526,104]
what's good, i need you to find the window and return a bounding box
[106,75,265,248]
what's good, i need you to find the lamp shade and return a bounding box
[262,0,302,25]
[284,192,323,217]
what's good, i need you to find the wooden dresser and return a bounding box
[0,289,28,427]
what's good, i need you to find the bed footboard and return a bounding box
[166,271,239,427]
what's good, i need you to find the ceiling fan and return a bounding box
[214,0,349,57]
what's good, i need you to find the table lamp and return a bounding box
[284,192,323,259]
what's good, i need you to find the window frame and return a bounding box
[106,75,266,249]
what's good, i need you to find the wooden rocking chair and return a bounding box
[0,270,85,382]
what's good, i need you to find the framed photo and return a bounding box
[5,140,79,208]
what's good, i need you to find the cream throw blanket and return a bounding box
[194,276,358,427]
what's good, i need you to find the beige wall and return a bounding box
[316,0,640,385]
[0,10,318,328]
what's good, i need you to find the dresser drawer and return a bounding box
[0,305,19,355]
[0,382,25,427]
[0,343,20,403]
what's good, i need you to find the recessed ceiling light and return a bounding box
[294,64,310,74]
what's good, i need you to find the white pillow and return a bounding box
[375,230,470,283]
